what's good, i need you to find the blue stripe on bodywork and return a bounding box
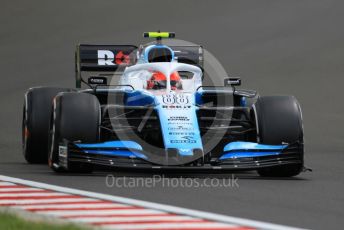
[223,141,287,152]
[75,141,143,151]
[83,149,147,159]
[220,141,287,160]
[220,151,282,160]
[124,90,155,106]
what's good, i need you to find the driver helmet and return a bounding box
[147,71,182,90]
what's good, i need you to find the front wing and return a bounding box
[58,140,303,171]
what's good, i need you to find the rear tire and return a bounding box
[49,92,100,173]
[22,87,72,163]
[253,96,304,177]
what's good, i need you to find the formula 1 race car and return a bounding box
[22,32,305,177]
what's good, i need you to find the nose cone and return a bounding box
[150,92,204,165]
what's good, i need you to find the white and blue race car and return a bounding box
[22,32,305,177]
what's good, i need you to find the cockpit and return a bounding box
[146,71,183,90]
[121,62,202,93]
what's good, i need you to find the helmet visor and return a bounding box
[152,80,167,89]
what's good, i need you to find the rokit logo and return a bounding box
[97,50,130,65]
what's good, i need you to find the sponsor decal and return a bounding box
[171,140,196,144]
[168,116,190,121]
[181,136,194,141]
[97,50,115,66]
[97,50,130,65]
[168,126,193,131]
[168,122,193,126]
[169,132,195,135]
[88,76,107,85]
[162,95,190,105]
[162,105,191,109]
[58,145,67,158]
[225,77,241,86]
[115,51,130,64]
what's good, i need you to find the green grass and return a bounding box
[0,212,88,230]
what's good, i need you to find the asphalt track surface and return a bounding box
[1,1,343,229]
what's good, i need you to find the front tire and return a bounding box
[253,96,304,177]
[49,92,100,173]
[22,87,72,163]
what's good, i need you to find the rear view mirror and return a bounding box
[224,77,241,86]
